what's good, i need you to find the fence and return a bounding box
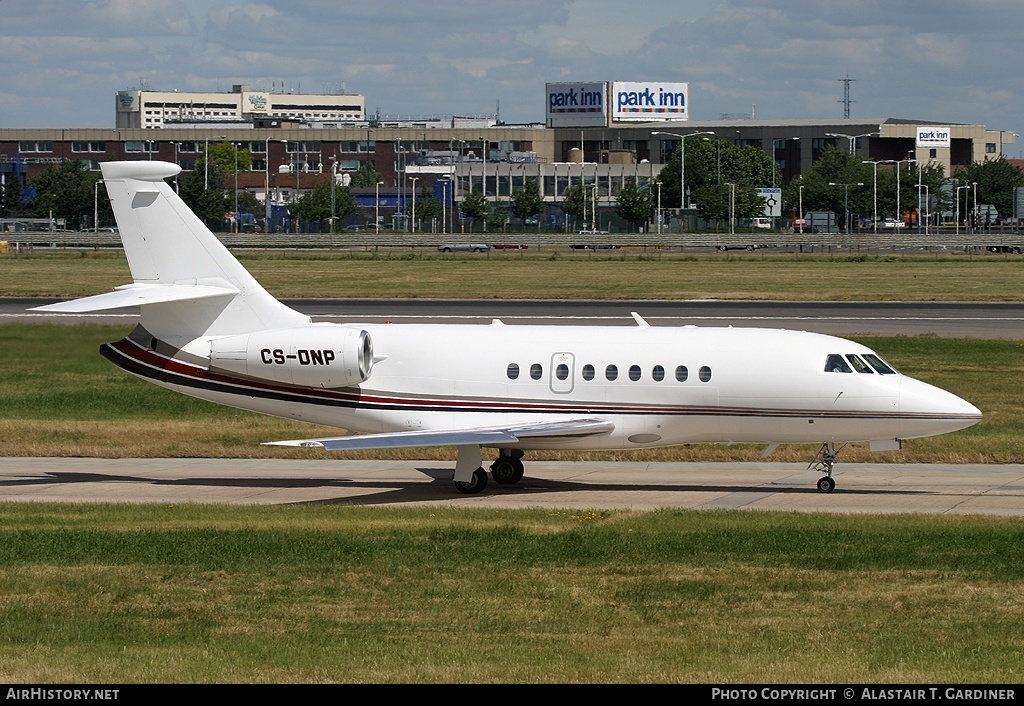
[4,230,1023,251]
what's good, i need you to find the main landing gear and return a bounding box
[454,449,525,494]
[808,442,847,493]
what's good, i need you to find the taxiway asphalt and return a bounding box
[2,458,1022,515]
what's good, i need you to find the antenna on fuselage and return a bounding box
[630,312,650,328]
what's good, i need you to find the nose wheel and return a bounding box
[809,442,845,493]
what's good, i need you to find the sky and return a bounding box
[1,0,1023,155]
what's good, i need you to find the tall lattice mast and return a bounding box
[838,75,855,119]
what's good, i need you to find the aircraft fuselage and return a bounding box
[103,321,979,452]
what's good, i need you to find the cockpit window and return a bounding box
[863,353,898,375]
[825,354,852,373]
[846,354,874,374]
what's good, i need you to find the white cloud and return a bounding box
[0,0,1021,146]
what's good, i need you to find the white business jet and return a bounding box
[34,162,982,494]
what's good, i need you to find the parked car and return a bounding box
[493,244,529,249]
[344,224,367,231]
[986,245,1023,254]
[715,244,764,251]
[437,243,492,253]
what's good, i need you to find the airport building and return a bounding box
[114,84,366,129]
[0,80,1016,229]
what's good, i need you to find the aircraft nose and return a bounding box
[898,376,982,439]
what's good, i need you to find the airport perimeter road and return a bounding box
[7,299,1024,338]
[2,458,1023,515]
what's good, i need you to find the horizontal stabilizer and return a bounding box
[31,283,239,313]
[264,418,615,451]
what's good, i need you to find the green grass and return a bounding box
[0,323,1020,462]
[2,254,1023,683]
[0,504,1022,683]
[3,249,1024,300]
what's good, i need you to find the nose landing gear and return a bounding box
[809,442,846,493]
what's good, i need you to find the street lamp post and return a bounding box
[410,176,418,233]
[590,185,598,231]
[955,184,971,235]
[171,142,180,193]
[375,180,384,233]
[725,182,736,234]
[656,181,662,236]
[233,142,239,233]
[652,130,715,231]
[330,156,337,234]
[972,181,979,232]
[896,154,916,227]
[479,136,487,204]
[440,180,448,234]
[863,159,895,234]
[916,183,930,235]
[826,131,879,155]
[798,184,804,232]
[828,182,863,233]
[93,179,104,233]
[204,134,226,190]
[264,138,281,231]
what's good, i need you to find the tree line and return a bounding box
[6,141,1022,232]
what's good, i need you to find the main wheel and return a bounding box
[455,467,488,494]
[817,476,836,494]
[491,457,525,485]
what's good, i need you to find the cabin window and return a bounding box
[863,354,897,375]
[530,363,543,380]
[846,354,874,374]
[605,364,618,381]
[582,364,595,381]
[699,366,712,382]
[506,363,520,380]
[629,365,642,381]
[675,365,688,382]
[825,354,852,373]
[652,365,665,382]
[555,363,569,381]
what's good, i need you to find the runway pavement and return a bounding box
[2,457,1023,515]
[6,298,1024,338]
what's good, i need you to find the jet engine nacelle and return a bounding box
[209,325,373,388]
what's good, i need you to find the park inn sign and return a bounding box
[916,126,951,148]
[545,81,690,127]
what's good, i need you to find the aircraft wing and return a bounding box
[264,418,615,451]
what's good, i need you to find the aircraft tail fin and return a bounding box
[94,161,306,342]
